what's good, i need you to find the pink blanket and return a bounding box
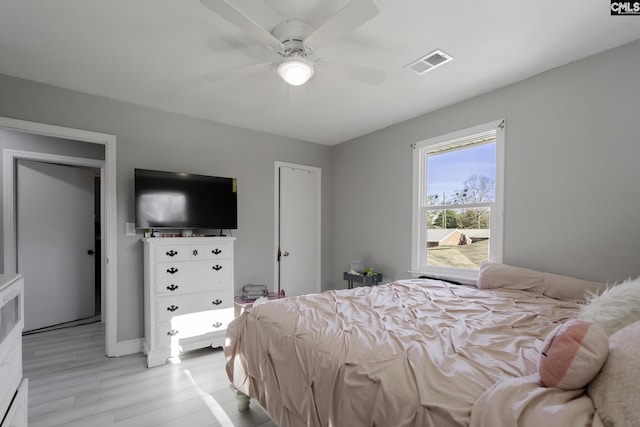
[225,279,588,426]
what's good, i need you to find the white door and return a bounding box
[17,160,96,331]
[277,164,321,297]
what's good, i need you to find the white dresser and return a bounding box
[0,274,28,427]
[142,237,236,368]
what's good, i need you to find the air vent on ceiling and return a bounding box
[404,49,453,75]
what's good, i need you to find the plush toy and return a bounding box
[538,318,609,390]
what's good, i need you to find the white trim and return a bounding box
[0,117,118,357]
[113,338,143,357]
[492,123,506,263]
[273,161,321,294]
[411,119,505,282]
[410,143,423,273]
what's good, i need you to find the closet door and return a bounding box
[277,163,321,297]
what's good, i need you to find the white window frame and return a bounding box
[410,119,505,284]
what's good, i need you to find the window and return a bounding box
[411,120,505,282]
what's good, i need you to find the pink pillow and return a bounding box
[538,319,609,390]
[477,261,606,301]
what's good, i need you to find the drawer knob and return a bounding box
[166,250,178,257]
[212,264,223,271]
[167,284,178,291]
[167,267,179,274]
[212,299,223,305]
[192,249,198,256]
[167,305,179,312]
[167,329,179,336]
[212,248,222,255]
[212,322,223,328]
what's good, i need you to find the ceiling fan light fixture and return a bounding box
[277,58,315,86]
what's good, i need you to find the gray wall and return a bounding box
[332,39,640,286]
[0,74,333,342]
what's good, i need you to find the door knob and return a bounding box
[87,249,94,255]
[282,251,290,257]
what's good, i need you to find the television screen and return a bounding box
[134,168,237,229]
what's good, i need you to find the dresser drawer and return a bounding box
[155,259,231,295]
[156,307,234,342]
[1,378,28,427]
[201,244,231,260]
[156,291,231,322]
[0,337,22,422]
[155,243,231,262]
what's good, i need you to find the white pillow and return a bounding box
[579,277,640,336]
[588,320,640,427]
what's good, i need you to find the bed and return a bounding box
[224,262,640,427]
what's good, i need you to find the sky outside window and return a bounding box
[427,142,496,199]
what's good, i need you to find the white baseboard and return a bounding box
[112,338,143,357]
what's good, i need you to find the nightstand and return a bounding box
[343,272,382,289]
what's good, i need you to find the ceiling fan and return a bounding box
[201,0,386,86]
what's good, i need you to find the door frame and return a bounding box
[273,161,321,294]
[1,117,118,357]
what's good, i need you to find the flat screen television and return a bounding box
[134,168,237,230]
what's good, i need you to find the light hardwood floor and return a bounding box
[22,322,276,427]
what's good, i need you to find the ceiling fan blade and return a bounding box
[305,0,379,52]
[322,61,386,86]
[201,0,284,51]
[204,62,273,83]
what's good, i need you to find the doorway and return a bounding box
[274,162,321,297]
[1,117,118,357]
[17,159,100,331]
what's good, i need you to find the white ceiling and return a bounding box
[1,1,639,145]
